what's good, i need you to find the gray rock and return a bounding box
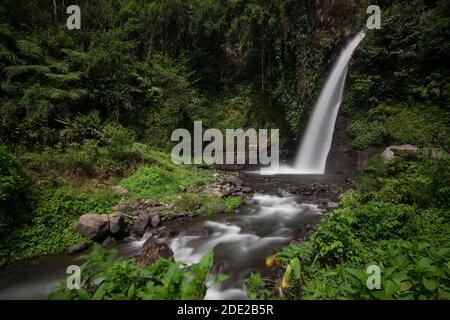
[381,144,418,163]
[329,184,341,194]
[67,243,89,255]
[221,186,233,197]
[241,187,253,193]
[137,239,173,265]
[102,237,114,247]
[150,214,161,227]
[133,213,150,236]
[221,175,243,186]
[244,199,255,205]
[74,214,110,241]
[109,213,126,236]
[327,202,339,211]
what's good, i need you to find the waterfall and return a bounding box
[261,31,365,175]
[293,31,366,174]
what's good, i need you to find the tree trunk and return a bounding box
[53,0,57,21]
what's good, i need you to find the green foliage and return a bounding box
[347,104,450,150]
[50,246,217,300]
[245,273,272,300]
[0,187,119,264]
[120,166,177,199]
[265,154,450,300]
[224,196,242,213]
[0,146,34,237]
[344,0,450,151]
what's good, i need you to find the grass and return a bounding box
[0,186,120,265]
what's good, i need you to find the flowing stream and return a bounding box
[171,193,323,299]
[0,232,152,300]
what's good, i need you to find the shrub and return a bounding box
[0,146,34,237]
[50,246,218,300]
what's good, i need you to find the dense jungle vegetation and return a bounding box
[0,0,449,300]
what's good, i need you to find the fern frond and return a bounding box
[45,72,81,83]
[60,48,86,59]
[4,65,51,79]
[0,45,21,65]
[16,40,43,61]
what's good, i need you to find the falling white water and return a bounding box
[260,31,365,175]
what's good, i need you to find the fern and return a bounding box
[4,65,51,80]
[45,72,81,83]
[47,59,70,73]
[0,45,20,65]
[60,48,86,59]
[16,39,43,61]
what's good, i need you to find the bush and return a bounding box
[0,146,33,237]
[264,154,450,300]
[0,187,119,264]
[50,246,219,300]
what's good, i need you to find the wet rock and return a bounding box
[221,186,233,197]
[345,177,356,185]
[67,243,89,255]
[327,202,339,211]
[305,224,314,231]
[112,186,129,196]
[150,214,161,227]
[221,175,243,187]
[329,184,341,194]
[137,239,173,265]
[74,214,110,241]
[102,237,115,247]
[244,198,256,205]
[109,213,126,236]
[132,213,150,236]
[169,230,179,237]
[241,187,253,194]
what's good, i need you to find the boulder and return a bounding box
[381,144,418,163]
[221,186,233,197]
[133,213,151,236]
[241,187,253,194]
[326,202,339,211]
[150,214,161,228]
[102,237,115,247]
[109,213,127,236]
[74,214,110,241]
[221,175,243,186]
[137,239,173,265]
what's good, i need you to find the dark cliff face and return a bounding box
[325,114,381,175]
